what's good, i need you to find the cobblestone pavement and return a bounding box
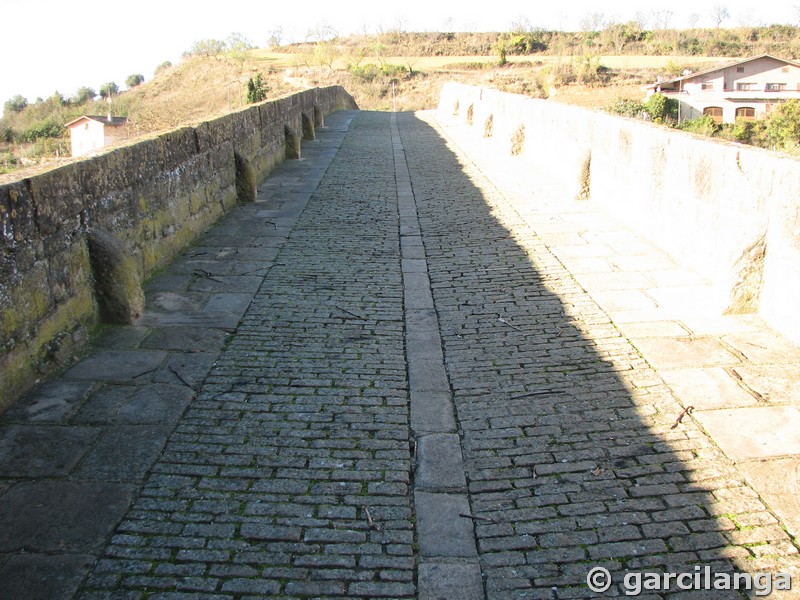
[1,108,799,599]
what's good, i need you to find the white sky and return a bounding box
[2,0,797,106]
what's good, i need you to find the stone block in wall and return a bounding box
[0,181,37,277]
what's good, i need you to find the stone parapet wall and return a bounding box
[439,82,800,344]
[0,86,357,409]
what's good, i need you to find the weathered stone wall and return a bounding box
[0,86,357,408]
[439,82,800,343]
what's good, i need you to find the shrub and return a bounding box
[4,95,28,115]
[645,92,678,122]
[126,74,145,88]
[677,114,719,136]
[154,61,172,75]
[607,97,646,118]
[761,98,800,152]
[73,87,96,104]
[246,73,269,103]
[21,119,64,142]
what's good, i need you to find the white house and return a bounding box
[65,114,127,157]
[645,54,800,124]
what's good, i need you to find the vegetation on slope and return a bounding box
[4,23,800,177]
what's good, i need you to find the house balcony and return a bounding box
[719,89,800,100]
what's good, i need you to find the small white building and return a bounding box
[645,54,800,124]
[65,114,127,157]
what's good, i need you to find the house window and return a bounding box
[736,107,756,121]
[736,67,745,73]
[704,106,724,124]
[766,83,786,91]
[701,82,715,90]
[737,82,755,91]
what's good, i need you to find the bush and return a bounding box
[73,87,96,104]
[677,114,719,136]
[154,61,172,75]
[4,95,28,115]
[126,74,145,88]
[645,92,678,122]
[761,98,800,152]
[246,73,269,103]
[21,119,64,142]
[99,82,119,99]
[607,97,647,118]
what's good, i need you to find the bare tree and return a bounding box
[580,12,605,32]
[712,5,730,28]
[688,13,700,28]
[650,9,674,30]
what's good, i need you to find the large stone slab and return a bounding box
[694,406,800,461]
[415,492,477,558]
[64,350,168,382]
[416,433,467,492]
[629,337,740,369]
[659,367,758,410]
[1,380,94,423]
[738,458,800,538]
[0,481,135,552]
[0,425,98,477]
[0,553,95,600]
[418,561,484,600]
[74,425,172,482]
[72,383,194,425]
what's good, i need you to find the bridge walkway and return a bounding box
[0,109,799,599]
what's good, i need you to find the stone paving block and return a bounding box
[0,481,134,552]
[614,320,692,339]
[739,458,800,539]
[410,391,457,434]
[418,561,484,600]
[415,492,477,558]
[0,552,95,600]
[629,336,741,369]
[72,383,194,425]
[729,363,800,404]
[64,350,168,382]
[660,367,759,410]
[416,433,467,492]
[694,406,800,461]
[1,380,95,423]
[74,425,172,482]
[140,327,228,352]
[0,425,99,477]
[722,332,800,364]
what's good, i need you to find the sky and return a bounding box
[2,0,798,107]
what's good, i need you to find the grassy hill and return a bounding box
[4,25,799,179]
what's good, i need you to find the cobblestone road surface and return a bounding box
[1,109,799,599]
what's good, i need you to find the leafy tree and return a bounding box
[154,61,172,75]
[226,32,253,54]
[246,73,269,103]
[73,87,96,104]
[645,92,678,122]
[99,82,119,99]
[4,95,28,114]
[190,38,226,57]
[126,74,145,88]
[762,98,800,151]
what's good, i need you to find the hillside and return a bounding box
[5,24,799,179]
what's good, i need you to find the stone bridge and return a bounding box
[1,85,800,598]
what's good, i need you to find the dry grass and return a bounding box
[1,49,739,181]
